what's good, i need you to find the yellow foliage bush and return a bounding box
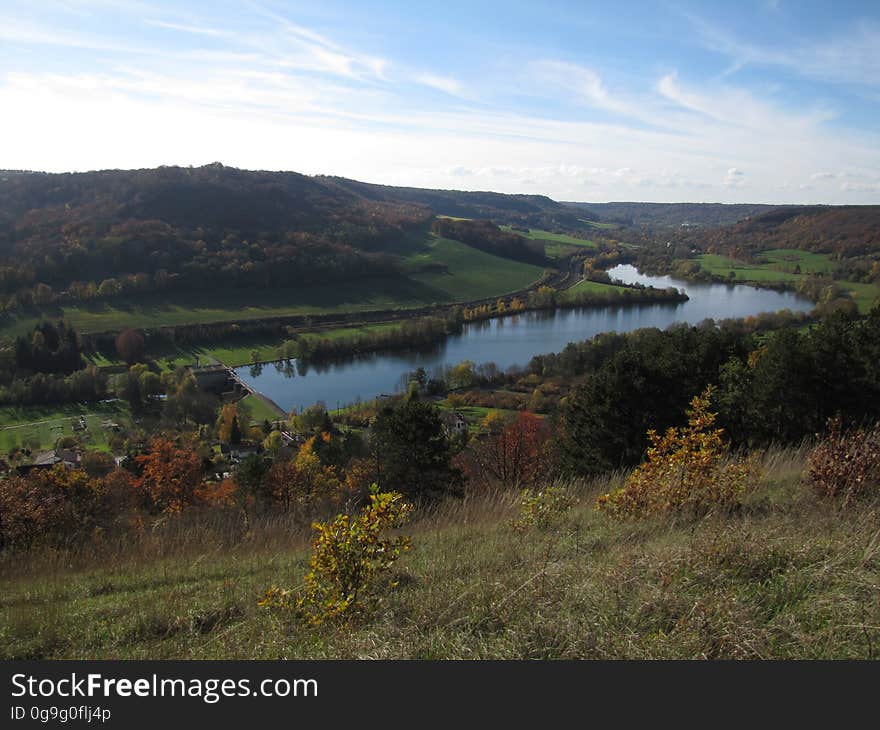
[259,489,412,625]
[512,483,574,531]
[597,387,759,518]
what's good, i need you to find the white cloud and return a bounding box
[414,73,465,97]
[144,19,228,37]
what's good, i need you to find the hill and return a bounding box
[323,176,592,228]
[0,165,564,333]
[698,205,880,259]
[567,201,788,228]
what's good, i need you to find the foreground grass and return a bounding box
[2,449,878,659]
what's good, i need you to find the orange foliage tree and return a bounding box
[135,438,204,513]
[0,465,132,549]
[264,436,342,515]
[464,412,551,490]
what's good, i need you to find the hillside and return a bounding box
[567,201,788,228]
[3,447,878,659]
[698,205,880,259]
[0,165,566,335]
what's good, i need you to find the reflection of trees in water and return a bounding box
[270,359,297,378]
[249,363,263,378]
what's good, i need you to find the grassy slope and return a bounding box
[3,449,879,659]
[240,393,285,423]
[0,233,544,339]
[403,235,545,301]
[500,226,597,260]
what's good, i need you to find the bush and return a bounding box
[512,483,574,531]
[806,418,880,506]
[597,387,759,518]
[259,489,412,625]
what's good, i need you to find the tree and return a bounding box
[134,438,204,513]
[115,329,145,365]
[467,412,551,490]
[371,401,462,501]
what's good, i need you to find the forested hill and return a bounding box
[321,176,590,228]
[566,201,788,228]
[696,205,880,259]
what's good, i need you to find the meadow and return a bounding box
[2,446,878,659]
[695,249,878,312]
[500,226,598,259]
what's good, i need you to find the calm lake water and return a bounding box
[235,265,813,413]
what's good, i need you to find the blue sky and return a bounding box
[1,0,879,203]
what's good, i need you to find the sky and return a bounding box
[1,0,879,204]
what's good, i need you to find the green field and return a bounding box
[561,279,630,299]
[841,281,880,314]
[0,401,132,454]
[501,226,597,259]
[502,227,597,248]
[696,254,802,282]
[402,235,544,301]
[240,393,285,423]
[695,250,878,312]
[756,249,836,274]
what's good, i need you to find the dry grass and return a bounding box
[2,447,879,659]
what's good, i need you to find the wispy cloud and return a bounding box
[687,12,880,88]
[144,19,228,38]
[414,73,465,97]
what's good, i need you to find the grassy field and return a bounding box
[240,393,285,423]
[3,447,879,659]
[0,401,132,454]
[89,322,423,371]
[841,281,880,314]
[501,226,597,259]
[402,235,545,301]
[696,254,802,282]
[695,250,878,312]
[561,279,631,299]
[1,233,544,340]
[756,249,836,274]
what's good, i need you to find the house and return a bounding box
[55,448,82,468]
[440,411,468,438]
[190,364,234,393]
[16,447,83,474]
[16,450,62,474]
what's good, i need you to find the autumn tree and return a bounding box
[135,438,204,513]
[115,329,146,365]
[466,412,551,490]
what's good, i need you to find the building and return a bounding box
[440,411,469,438]
[190,364,235,393]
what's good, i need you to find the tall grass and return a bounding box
[3,446,880,659]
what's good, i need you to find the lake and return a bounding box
[235,265,813,414]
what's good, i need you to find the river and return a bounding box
[235,264,813,414]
